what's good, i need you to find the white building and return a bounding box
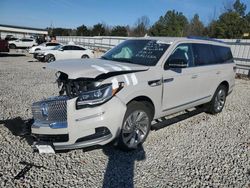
[0,24,48,39]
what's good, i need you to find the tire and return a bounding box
[205,85,227,114]
[81,55,89,59]
[117,101,153,151]
[45,54,55,63]
[9,44,16,49]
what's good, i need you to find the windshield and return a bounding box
[52,45,63,50]
[102,40,170,66]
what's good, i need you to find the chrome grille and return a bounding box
[32,96,68,123]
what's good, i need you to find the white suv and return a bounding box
[9,38,37,49]
[31,37,235,151]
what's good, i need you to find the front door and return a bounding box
[162,43,200,114]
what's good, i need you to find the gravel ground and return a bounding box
[0,51,249,188]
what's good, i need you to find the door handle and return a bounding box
[191,75,198,79]
[148,79,162,87]
[216,71,221,75]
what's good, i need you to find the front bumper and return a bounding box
[31,96,126,150]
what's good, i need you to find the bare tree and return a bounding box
[133,16,150,36]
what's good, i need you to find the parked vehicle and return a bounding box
[0,39,9,52]
[9,38,37,49]
[35,44,94,62]
[29,42,62,58]
[31,37,235,152]
[5,35,18,41]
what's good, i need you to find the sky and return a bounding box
[0,0,250,29]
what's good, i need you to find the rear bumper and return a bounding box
[31,96,126,150]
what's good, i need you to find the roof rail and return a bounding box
[187,36,225,43]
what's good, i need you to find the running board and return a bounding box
[151,108,204,131]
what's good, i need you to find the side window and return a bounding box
[71,46,79,50]
[73,46,85,50]
[212,45,233,63]
[22,39,33,42]
[46,43,59,46]
[192,44,217,66]
[62,46,71,50]
[165,43,193,69]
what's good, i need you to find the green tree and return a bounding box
[211,12,248,38]
[76,24,90,36]
[51,28,72,36]
[187,14,204,36]
[150,10,188,37]
[91,23,106,36]
[111,26,128,36]
[233,0,247,17]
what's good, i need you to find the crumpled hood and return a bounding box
[47,58,149,79]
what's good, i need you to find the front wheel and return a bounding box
[45,54,55,63]
[9,44,16,49]
[81,55,89,59]
[117,101,152,151]
[205,85,227,114]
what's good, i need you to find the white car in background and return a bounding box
[29,42,62,54]
[8,38,37,49]
[35,44,94,62]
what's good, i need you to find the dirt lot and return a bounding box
[0,51,249,187]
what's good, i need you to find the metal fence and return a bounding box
[57,36,250,76]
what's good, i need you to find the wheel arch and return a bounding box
[219,81,229,95]
[127,96,155,119]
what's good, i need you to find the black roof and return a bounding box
[0,24,47,31]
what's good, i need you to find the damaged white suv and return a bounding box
[31,37,235,151]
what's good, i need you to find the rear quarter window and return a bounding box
[212,45,233,63]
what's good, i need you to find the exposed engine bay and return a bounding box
[56,72,101,98]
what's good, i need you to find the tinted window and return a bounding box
[22,39,33,42]
[212,45,233,63]
[62,45,72,50]
[192,44,217,66]
[71,46,85,50]
[46,43,60,46]
[166,43,193,68]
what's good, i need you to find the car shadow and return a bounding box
[0,53,26,57]
[102,145,146,188]
[151,107,205,131]
[0,117,34,145]
[28,60,39,62]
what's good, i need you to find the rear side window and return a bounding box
[71,46,86,50]
[192,44,217,66]
[212,45,233,63]
[62,45,72,50]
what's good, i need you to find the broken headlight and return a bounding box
[76,83,123,109]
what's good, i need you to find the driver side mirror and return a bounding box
[59,48,64,51]
[165,58,188,69]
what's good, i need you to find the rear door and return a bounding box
[162,43,201,114]
[190,43,221,100]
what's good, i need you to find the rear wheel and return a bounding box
[205,85,227,114]
[117,101,152,151]
[9,44,16,49]
[45,54,55,63]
